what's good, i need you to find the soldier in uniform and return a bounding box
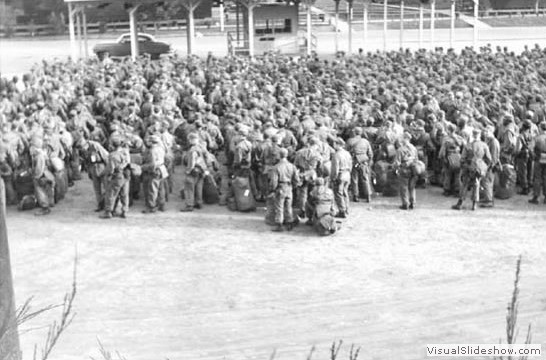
[394,132,419,210]
[141,135,167,213]
[438,123,464,196]
[30,136,54,216]
[515,119,534,195]
[269,148,300,232]
[452,129,491,211]
[82,137,109,212]
[181,133,207,212]
[100,136,130,219]
[232,127,257,198]
[331,138,352,218]
[528,122,546,204]
[480,125,500,208]
[346,127,373,202]
[293,136,321,218]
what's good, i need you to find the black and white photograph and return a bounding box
[0,0,545,359]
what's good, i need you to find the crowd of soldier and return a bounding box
[1,44,546,234]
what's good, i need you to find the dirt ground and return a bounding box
[5,168,546,360]
[2,31,546,360]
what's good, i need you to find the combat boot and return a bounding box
[100,211,112,219]
[471,201,477,211]
[34,207,51,216]
[451,200,463,210]
[272,224,284,232]
[528,197,539,204]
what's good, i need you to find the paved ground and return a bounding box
[6,170,546,360]
[3,26,546,76]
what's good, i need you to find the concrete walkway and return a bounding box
[459,13,493,29]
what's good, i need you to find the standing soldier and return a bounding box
[480,125,500,208]
[394,132,419,210]
[83,137,109,212]
[30,137,54,216]
[100,136,130,219]
[452,129,491,211]
[499,116,517,164]
[141,135,167,213]
[439,124,464,196]
[528,122,546,204]
[269,148,299,232]
[181,133,206,212]
[232,128,257,198]
[293,136,321,218]
[346,127,373,202]
[515,120,534,195]
[331,138,352,218]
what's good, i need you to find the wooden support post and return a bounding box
[334,0,340,53]
[430,0,435,50]
[450,0,455,49]
[418,2,423,49]
[68,3,77,60]
[473,0,479,49]
[0,179,21,360]
[128,5,140,61]
[400,0,404,49]
[348,0,353,54]
[307,1,312,55]
[82,8,89,58]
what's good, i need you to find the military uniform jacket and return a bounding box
[87,141,109,178]
[346,136,373,164]
[533,134,546,163]
[331,148,353,181]
[142,145,167,177]
[462,140,492,176]
[270,158,300,190]
[106,148,130,178]
[395,143,418,172]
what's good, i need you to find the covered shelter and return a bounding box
[63,0,205,60]
[228,0,317,56]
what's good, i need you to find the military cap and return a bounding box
[353,127,363,135]
[279,148,288,158]
[315,177,325,186]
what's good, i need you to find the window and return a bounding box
[255,18,291,35]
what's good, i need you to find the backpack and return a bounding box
[494,164,516,200]
[314,214,341,236]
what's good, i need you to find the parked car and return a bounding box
[93,33,171,60]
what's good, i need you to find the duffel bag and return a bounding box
[203,174,220,204]
[232,176,256,212]
[494,164,516,200]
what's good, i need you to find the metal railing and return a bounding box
[227,31,249,56]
